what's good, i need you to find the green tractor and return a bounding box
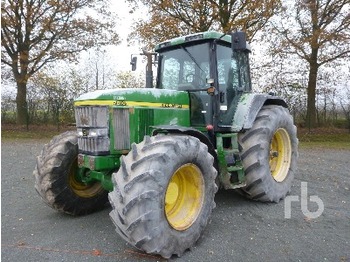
[34,31,298,258]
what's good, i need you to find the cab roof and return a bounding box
[154,31,231,52]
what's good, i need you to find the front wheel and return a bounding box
[109,135,217,258]
[237,105,298,202]
[33,131,108,215]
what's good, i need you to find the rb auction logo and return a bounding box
[285,182,324,219]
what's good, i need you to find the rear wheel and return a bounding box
[109,135,217,258]
[34,131,108,215]
[237,105,298,202]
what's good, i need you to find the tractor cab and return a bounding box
[155,31,252,130]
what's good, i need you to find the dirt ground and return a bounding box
[1,139,350,261]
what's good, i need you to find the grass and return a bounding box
[298,128,350,149]
[1,124,75,140]
[2,124,350,149]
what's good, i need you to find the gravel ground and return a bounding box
[1,139,350,262]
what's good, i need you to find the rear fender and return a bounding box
[229,93,287,132]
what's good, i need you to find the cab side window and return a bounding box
[217,44,251,107]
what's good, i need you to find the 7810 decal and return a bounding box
[113,100,127,106]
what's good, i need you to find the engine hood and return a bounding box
[74,88,189,109]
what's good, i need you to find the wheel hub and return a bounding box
[165,164,205,231]
[269,128,292,182]
[69,160,104,198]
[165,182,179,205]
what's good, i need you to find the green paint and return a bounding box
[74,88,191,191]
[216,133,245,189]
[78,154,120,170]
[87,170,114,192]
[75,88,190,106]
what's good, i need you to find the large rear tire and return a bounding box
[237,105,298,202]
[109,135,217,258]
[34,131,108,215]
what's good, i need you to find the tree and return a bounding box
[26,66,93,125]
[340,87,350,132]
[80,47,119,91]
[115,71,145,89]
[1,0,119,124]
[269,0,350,128]
[128,0,281,48]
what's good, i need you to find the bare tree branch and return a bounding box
[1,0,120,124]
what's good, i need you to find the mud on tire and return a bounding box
[109,135,217,258]
[34,131,108,215]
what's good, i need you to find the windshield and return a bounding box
[157,43,210,91]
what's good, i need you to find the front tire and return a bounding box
[109,135,217,258]
[34,131,108,215]
[237,105,298,202]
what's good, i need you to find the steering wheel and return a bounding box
[185,73,195,83]
[185,73,205,88]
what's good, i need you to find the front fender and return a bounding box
[151,125,217,167]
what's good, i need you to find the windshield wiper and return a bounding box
[180,45,206,75]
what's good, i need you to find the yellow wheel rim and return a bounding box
[270,128,292,182]
[68,160,104,198]
[165,164,204,231]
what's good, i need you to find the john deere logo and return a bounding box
[82,129,89,136]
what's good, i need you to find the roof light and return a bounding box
[185,33,203,42]
[158,41,171,48]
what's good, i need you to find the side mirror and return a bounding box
[130,56,137,71]
[231,31,251,52]
[154,54,158,64]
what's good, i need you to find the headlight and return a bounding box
[76,127,109,155]
[77,128,108,138]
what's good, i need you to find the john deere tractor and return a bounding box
[34,31,298,258]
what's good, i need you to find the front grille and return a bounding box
[75,106,109,128]
[112,108,130,150]
[77,137,110,155]
[75,106,110,155]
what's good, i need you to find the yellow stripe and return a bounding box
[74,100,114,106]
[74,100,189,109]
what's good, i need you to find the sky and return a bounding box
[108,1,145,72]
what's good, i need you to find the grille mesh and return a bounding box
[112,108,130,150]
[75,106,109,128]
[75,106,109,155]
